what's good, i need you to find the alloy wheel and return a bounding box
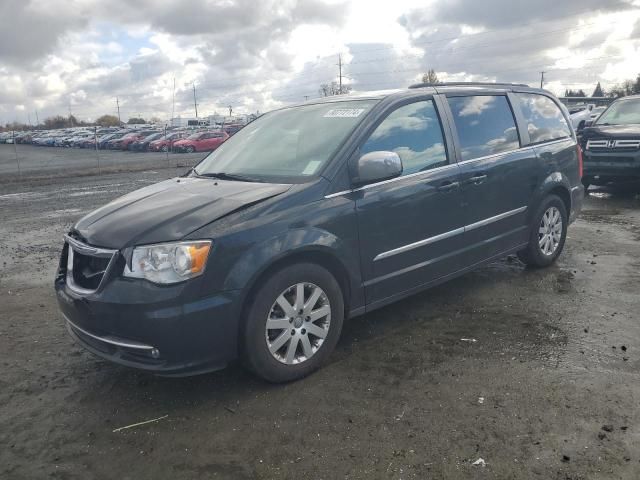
[538,206,562,256]
[265,283,331,365]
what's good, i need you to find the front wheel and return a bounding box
[185,145,195,153]
[242,263,344,382]
[517,195,568,268]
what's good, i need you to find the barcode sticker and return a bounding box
[323,109,365,118]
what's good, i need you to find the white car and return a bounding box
[589,106,607,121]
[569,104,595,130]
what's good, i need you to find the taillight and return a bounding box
[576,144,583,179]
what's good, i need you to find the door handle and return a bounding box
[437,180,460,192]
[466,174,487,185]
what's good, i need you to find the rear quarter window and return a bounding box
[515,93,572,144]
[447,95,520,161]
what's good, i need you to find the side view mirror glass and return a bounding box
[353,151,402,185]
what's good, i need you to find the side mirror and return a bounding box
[353,151,402,185]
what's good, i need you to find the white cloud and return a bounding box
[0,0,639,126]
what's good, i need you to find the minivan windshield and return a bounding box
[194,100,377,182]
[595,97,640,125]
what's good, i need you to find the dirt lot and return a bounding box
[1,162,639,479]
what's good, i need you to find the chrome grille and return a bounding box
[586,139,640,151]
[64,234,116,294]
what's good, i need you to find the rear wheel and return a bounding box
[186,145,195,153]
[517,195,568,268]
[242,263,344,383]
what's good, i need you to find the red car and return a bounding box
[120,131,159,151]
[149,131,190,152]
[173,131,228,153]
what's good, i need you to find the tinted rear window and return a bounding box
[448,95,520,161]
[515,93,572,144]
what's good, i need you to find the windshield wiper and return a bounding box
[195,171,258,182]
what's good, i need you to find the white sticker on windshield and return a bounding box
[302,160,322,175]
[323,108,365,118]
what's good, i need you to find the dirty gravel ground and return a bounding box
[1,164,639,479]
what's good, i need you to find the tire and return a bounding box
[186,145,195,153]
[242,263,344,383]
[517,194,568,268]
[161,145,168,152]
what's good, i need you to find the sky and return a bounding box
[1,0,639,124]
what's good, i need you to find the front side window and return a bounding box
[595,97,640,126]
[360,100,448,175]
[448,95,520,161]
[515,93,572,143]
[195,100,377,181]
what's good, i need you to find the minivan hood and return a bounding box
[73,177,291,249]
[582,124,640,138]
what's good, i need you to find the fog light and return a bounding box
[151,348,160,359]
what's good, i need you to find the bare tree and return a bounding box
[319,81,352,97]
[421,69,441,84]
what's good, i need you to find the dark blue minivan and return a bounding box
[56,83,584,382]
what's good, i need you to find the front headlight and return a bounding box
[123,240,212,284]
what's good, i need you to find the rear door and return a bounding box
[443,93,535,264]
[354,97,468,306]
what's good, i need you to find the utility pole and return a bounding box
[337,54,343,94]
[68,103,74,126]
[228,105,232,117]
[540,71,546,89]
[171,77,176,123]
[116,97,121,125]
[304,95,309,101]
[35,110,39,128]
[193,83,198,118]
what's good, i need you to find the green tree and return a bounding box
[96,114,120,127]
[592,82,604,97]
[319,81,352,97]
[422,69,441,84]
[43,115,70,129]
[127,117,146,124]
[564,89,586,97]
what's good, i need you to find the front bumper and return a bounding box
[583,150,640,178]
[55,247,242,376]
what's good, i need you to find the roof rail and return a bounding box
[408,81,530,89]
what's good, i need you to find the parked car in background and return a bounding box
[589,106,607,122]
[173,131,229,153]
[569,104,594,131]
[129,132,164,152]
[580,94,640,189]
[56,83,583,382]
[149,131,190,152]
[99,132,127,149]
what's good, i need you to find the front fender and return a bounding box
[223,227,360,295]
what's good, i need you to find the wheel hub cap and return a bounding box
[538,206,562,256]
[265,282,331,365]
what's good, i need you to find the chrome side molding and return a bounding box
[373,206,527,261]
